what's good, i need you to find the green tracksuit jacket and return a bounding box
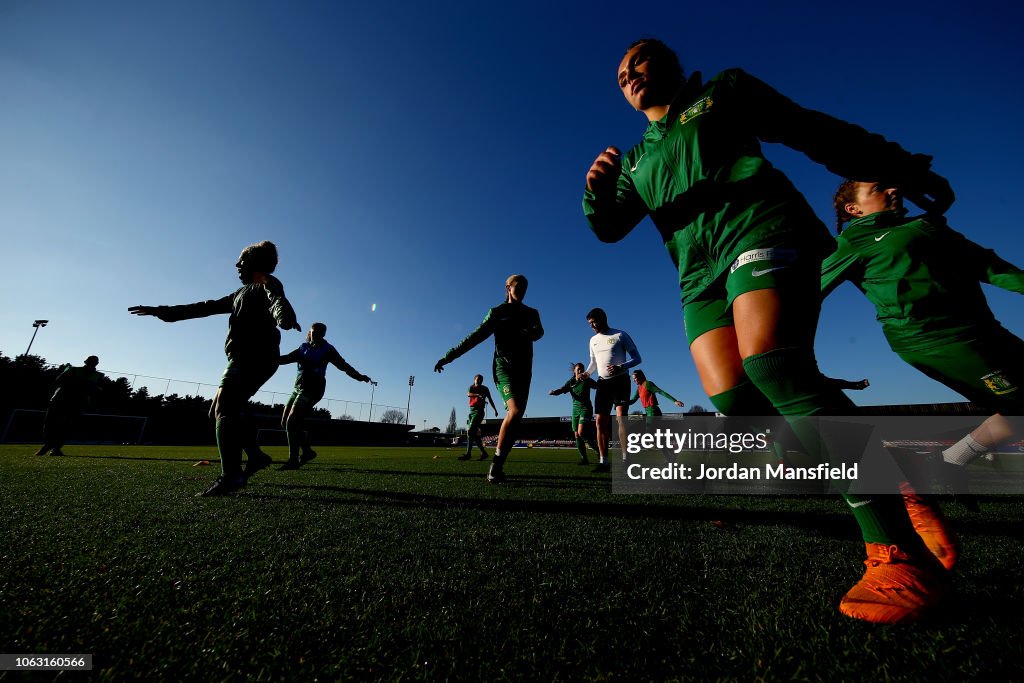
[154,275,298,362]
[442,302,544,373]
[552,376,598,416]
[820,209,1024,353]
[583,69,932,304]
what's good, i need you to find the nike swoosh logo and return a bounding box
[630,153,646,172]
[874,232,891,241]
[751,266,786,277]
[847,499,873,508]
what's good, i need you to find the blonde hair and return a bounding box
[506,274,528,288]
[506,274,528,299]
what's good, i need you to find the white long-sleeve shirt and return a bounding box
[586,328,641,380]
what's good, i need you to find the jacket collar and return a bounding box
[845,208,908,234]
[643,71,704,142]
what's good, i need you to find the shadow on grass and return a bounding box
[925,590,1024,632]
[321,465,611,486]
[243,481,861,533]
[37,453,214,463]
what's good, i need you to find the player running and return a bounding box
[435,274,543,484]
[459,374,499,461]
[825,179,1024,563]
[584,308,641,472]
[34,355,102,457]
[278,322,372,470]
[129,240,300,497]
[826,179,1024,422]
[549,362,599,465]
[583,38,954,624]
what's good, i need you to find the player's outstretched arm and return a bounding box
[435,311,496,373]
[129,296,233,322]
[280,349,302,365]
[824,376,870,391]
[128,305,158,317]
[330,350,370,383]
[651,381,683,406]
[549,381,570,396]
[128,304,185,323]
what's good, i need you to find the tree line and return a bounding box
[0,352,368,444]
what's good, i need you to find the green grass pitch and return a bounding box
[1,444,1022,681]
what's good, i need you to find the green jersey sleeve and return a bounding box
[443,309,496,364]
[551,380,572,396]
[949,229,1024,295]
[155,294,234,322]
[582,160,649,243]
[525,308,544,342]
[728,69,933,186]
[263,275,299,331]
[820,239,861,299]
[648,381,680,403]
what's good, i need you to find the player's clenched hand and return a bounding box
[359,374,372,383]
[434,359,447,373]
[674,401,684,408]
[904,170,954,215]
[586,146,622,196]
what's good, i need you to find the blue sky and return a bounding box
[2,1,1023,430]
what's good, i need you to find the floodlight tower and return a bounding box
[25,320,49,356]
[368,381,378,422]
[405,375,414,425]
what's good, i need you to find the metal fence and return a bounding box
[100,369,404,422]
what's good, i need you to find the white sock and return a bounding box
[942,434,990,466]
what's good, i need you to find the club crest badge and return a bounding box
[982,371,1017,395]
[680,97,713,125]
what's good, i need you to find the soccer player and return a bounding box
[548,362,599,465]
[825,179,1024,561]
[129,240,300,497]
[278,322,372,470]
[626,369,684,463]
[584,308,641,472]
[460,374,499,461]
[434,274,543,484]
[34,355,102,457]
[629,369,684,421]
[583,38,953,624]
[826,179,1024,421]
